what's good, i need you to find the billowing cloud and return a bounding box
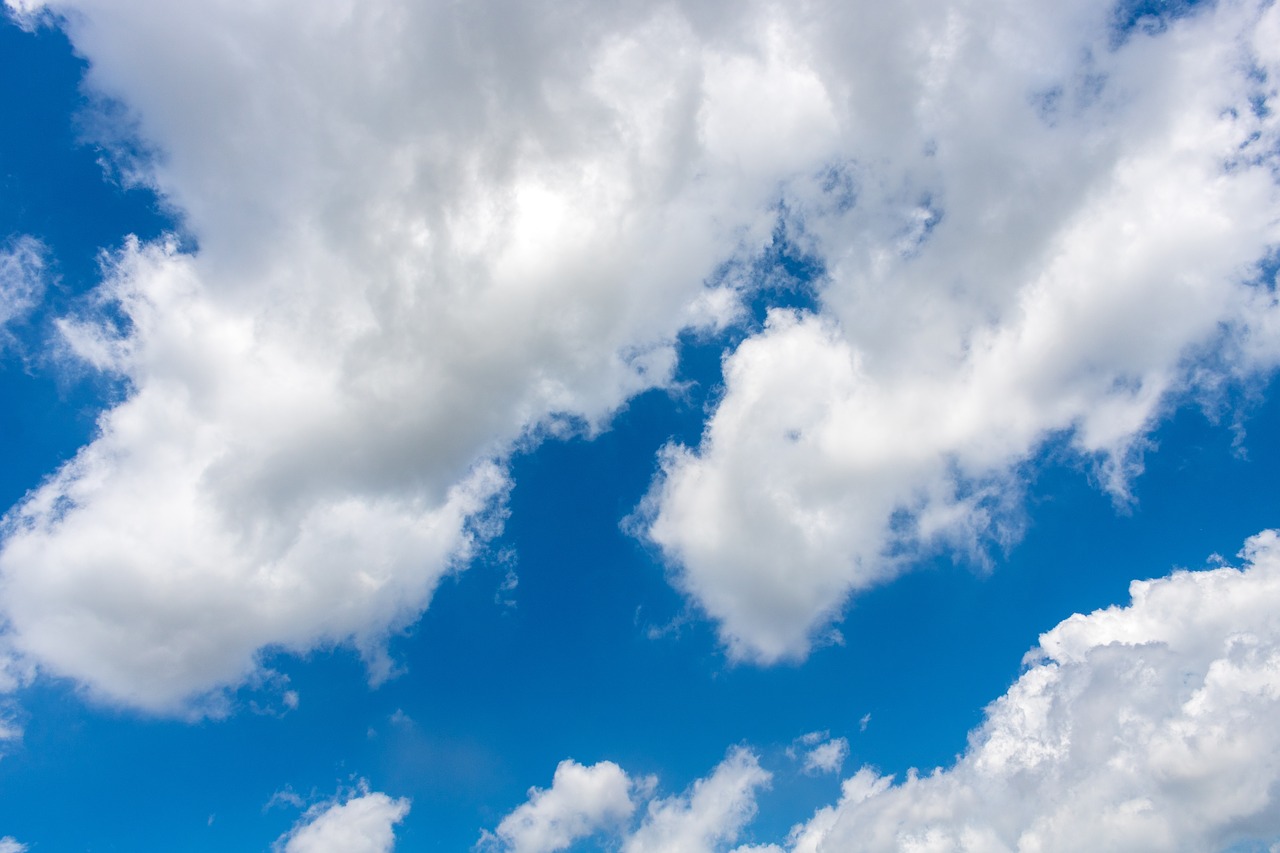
[274,791,410,853]
[0,0,803,711]
[504,530,1280,852]
[1,0,1277,716]
[644,0,1280,662]
[479,759,635,853]
[782,529,1280,852]
[484,748,772,853]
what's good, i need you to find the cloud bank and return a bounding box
[0,0,1277,712]
[494,530,1280,852]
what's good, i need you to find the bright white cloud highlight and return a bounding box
[645,0,1280,662]
[275,791,409,853]
[479,759,635,853]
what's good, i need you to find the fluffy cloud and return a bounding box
[0,837,26,853]
[274,791,409,853]
[781,529,1280,852]
[2,0,1278,714]
[0,0,810,711]
[484,748,772,853]
[479,759,635,853]
[645,0,1280,662]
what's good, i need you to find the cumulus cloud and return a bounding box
[274,791,410,853]
[2,0,1278,715]
[779,529,1280,852]
[479,759,635,853]
[644,0,1280,662]
[0,0,807,711]
[485,748,772,853]
[0,837,25,853]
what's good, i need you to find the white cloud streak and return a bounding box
[274,791,410,853]
[0,0,1276,713]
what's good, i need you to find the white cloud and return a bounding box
[800,736,848,776]
[0,837,26,853]
[626,747,772,853]
[780,529,1280,852]
[0,0,816,711]
[644,0,1280,662]
[1,0,1277,715]
[0,235,45,333]
[480,759,635,853]
[485,748,773,853]
[275,791,409,853]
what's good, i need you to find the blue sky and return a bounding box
[2,1,1280,851]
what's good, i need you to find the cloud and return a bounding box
[2,0,1278,716]
[0,838,25,853]
[0,235,45,334]
[484,748,773,853]
[798,734,848,776]
[479,759,635,853]
[643,0,1280,662]
[781,529,1280,852]
[0,0,811,711]
[274,791,410,853]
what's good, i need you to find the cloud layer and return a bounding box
[494,529,1280,852]
[0,0,1277,712]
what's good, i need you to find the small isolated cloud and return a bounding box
[797,734,848,776]
[483,749,772,853]
[479,759,634,853]
[274,791,410,853]
[0,838,26,853]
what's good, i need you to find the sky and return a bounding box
[1,0,1280,850]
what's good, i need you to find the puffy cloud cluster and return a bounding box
[502,530,1280,852]
[483,748,772,853]
[0,0,1278,713]
[274,791,410,853]
[645,0,1280,661]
